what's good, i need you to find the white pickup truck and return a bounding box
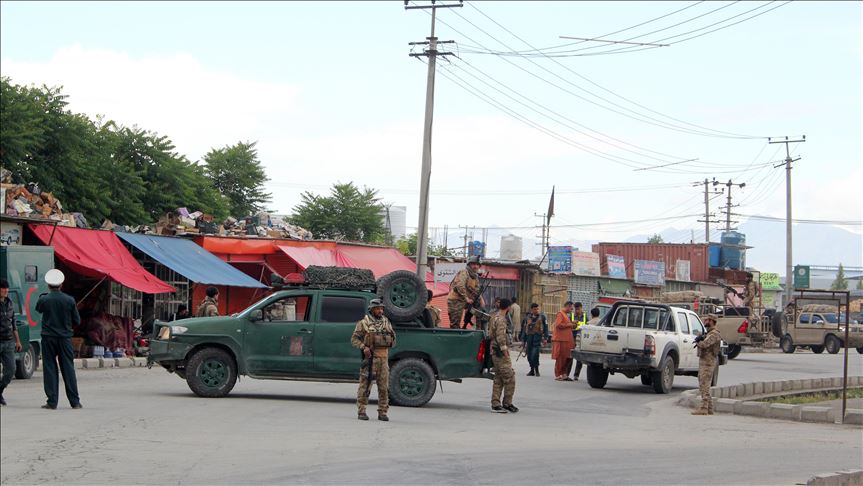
[573,301,728,394]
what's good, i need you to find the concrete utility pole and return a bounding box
[535,212,547,265]
[406,0,462,278]
[769,135,805,302]
[720,180,746,232]
[695,178,723,242]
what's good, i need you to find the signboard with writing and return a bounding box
[571,251,601,276]
[547,246,572,274]
[675,260,691,282]
[760,272,781,290]
[793,265,810,289]
[433,262,464,284]
[607,255,626,279]
[634,260,666,286]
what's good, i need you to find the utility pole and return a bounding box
[460,225,470,258]
[534,212,547,265]
[406,0,462,278]
[770,135,805,303]
[719,180,746,232]
[695,178,723,242]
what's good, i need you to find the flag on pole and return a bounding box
[547,185,555,224]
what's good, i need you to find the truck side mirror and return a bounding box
[249,309,263,322]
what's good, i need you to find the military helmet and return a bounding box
[467,256,481,265]
[368,298,385,311]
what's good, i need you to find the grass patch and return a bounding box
[759,387,863,405]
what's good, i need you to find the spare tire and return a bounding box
[377,270,427,321]
[771,312,784,339]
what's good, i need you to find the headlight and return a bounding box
[158,326,171,340]
[171,326,189,335]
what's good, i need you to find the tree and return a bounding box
[395,233,453,257]
[290,182,385,242]
[647,234,664,244]
[857,279,863,290]
[830,263,848,290]
[204,141,271,217]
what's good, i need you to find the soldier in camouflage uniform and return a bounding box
[489,298,518,413]
[447,256,482,329]
[742,272,761,333]
[351,299,396,421]
[692,313,722,415]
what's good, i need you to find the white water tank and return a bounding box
[500,234,523,261]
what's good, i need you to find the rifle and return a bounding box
[462,277,492,329]
[720,283,743,299]
[365,340,374,397]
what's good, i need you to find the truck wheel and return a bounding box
[389,358,436,407]
[640,373,652,386]
[771,313,784,339]
[14,343,37,379]
[377,271,428,321]
[711,366,719,387]
[586,364,608,389]
[651,357,674,394]
[824,335,841,355]
[185,348,237,398]
[810,345,825,354]
[857,346,863,355]
[726,344,742,360]
[780,335,795,354]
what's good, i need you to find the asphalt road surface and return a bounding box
[1,351,861,485]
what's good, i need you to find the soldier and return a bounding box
[692,313,722,415]
[0,279,23,406]
[37,269,82,410]
[742,273,761,333]
[196,287,219,317]
[489,298,518,413]
[351,299,396,421]
[425,290,442,327]
[447,256,482,329]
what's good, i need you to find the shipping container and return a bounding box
[591,243,710,283]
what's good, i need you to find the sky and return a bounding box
[1,1,861,274]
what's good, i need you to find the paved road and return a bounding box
[1,351,861,485]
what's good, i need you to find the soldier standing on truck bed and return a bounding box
[742,272,761,333]
[692,313,722,416]
[447,256,482,329]
[352,299,396,421]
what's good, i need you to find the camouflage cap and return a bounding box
[704,313,719,323]
[368,298,385,310]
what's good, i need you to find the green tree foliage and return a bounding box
[290,182,385,242]
[0,77,231,225]
[647,234,664,244]
[830,263,848,290]
[856,279,863,290]
[204,141,271,217]
[396,233,453,257]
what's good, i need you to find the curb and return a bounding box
[807,469,863,486]
[678,376,863,425]
[38,357,149,371]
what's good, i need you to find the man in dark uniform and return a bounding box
[36,269,82,410]
[0,279,23,406]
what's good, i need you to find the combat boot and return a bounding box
[707,401,715,415]
[527,368,535,376]
[691,402,709,415]
[378,413,389,422]
[534,368,540,377]
[358,412,369,421]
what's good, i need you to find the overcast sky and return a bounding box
[1,1,860,270]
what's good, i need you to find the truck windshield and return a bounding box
[817,314,838,324]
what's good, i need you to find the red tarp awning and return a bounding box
[277,245,353,269]
[30,225,175,294]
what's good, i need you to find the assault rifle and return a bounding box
[462,277,492,329]
[720,283,743,299]
[364,341,374,397]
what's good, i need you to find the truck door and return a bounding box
[687,313,707,370]
[675,312,697,369]
[623,306,646,352]
[313,293,369,375]
[600,306,628,354]
[243,294,315,375]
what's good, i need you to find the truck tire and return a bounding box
[651,357,675,394]
[185,347,237,398]
[780,335,796,354]
[771,313,784,339]
[726,344,742,360]
[824,335,841,355]
[640,373,652,386]
[586,364,608,389]
[857,346,863,355]
[389,358,436,407]
[810,345,825,354]
[14,343,37,379]
[377,271,427,322]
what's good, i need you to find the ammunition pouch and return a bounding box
[370,332,395,349]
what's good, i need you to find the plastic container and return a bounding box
[92,346,105,358]
[719,231,746,270]
[708,243,721,268]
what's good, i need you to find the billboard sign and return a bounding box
[675,260,691,282]
[606,255,626,279]
[547,246,572,274]
[760,272,781,290]
[793,265,810,289]
[634,260,665,286]
[572,251,601,276]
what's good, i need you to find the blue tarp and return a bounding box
[116,232,267,288]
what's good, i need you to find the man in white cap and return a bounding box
[36,269,82,410]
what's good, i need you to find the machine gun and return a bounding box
[719,283,743,299]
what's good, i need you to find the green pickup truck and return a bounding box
[149,281,488,407]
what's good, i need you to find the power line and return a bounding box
[456,2,769,140]
[265,181,696,196]
[739,214,862,226]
